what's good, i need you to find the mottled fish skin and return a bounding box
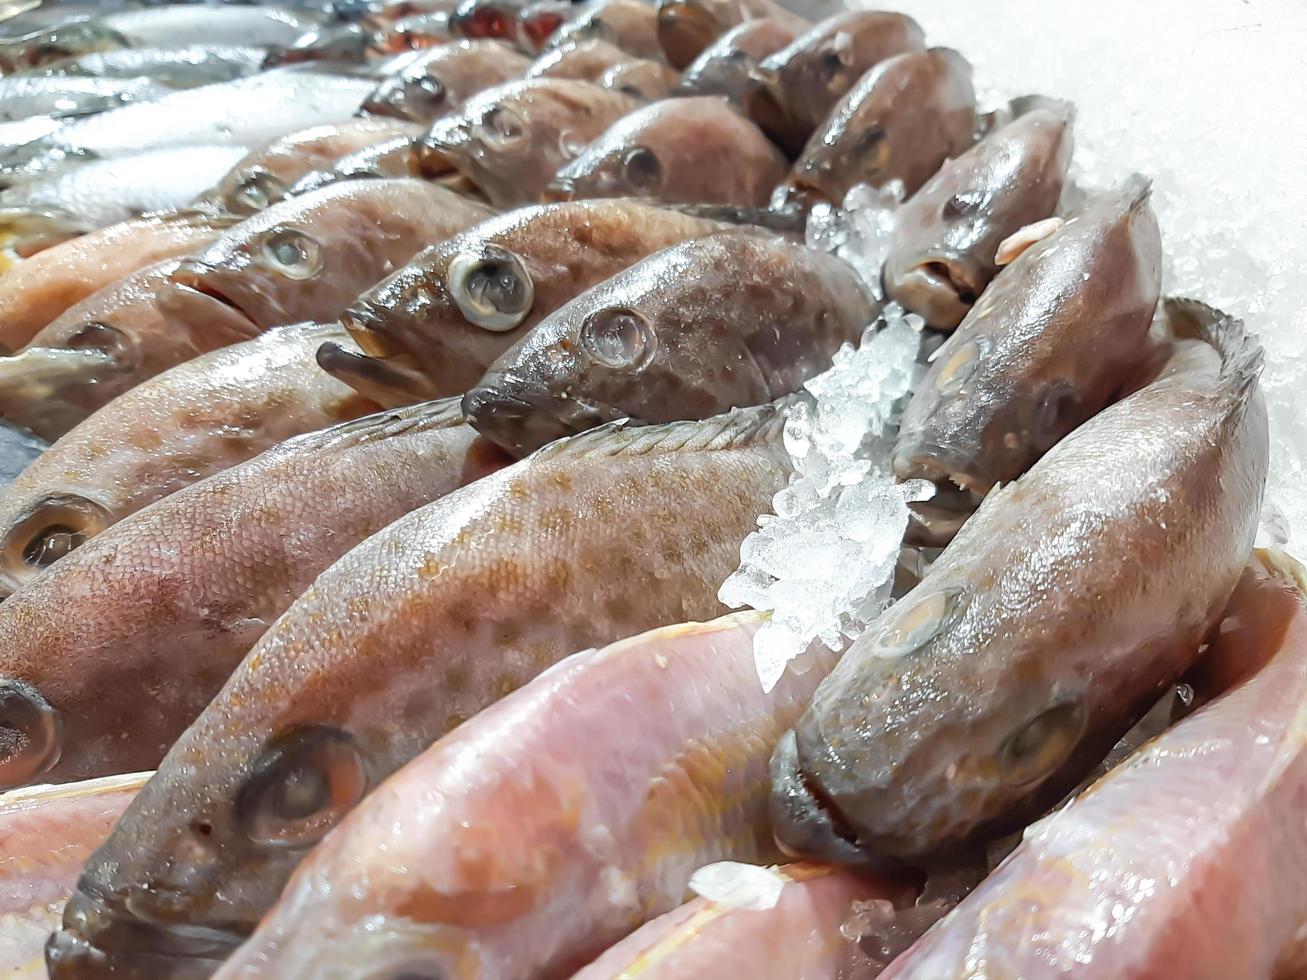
[465,230,875,457]
[744,10,926,156]
[216,614,837,979]
[332,199,727,402]
[778,47,977,211]
[882,551,1307,980]
[771,300,1268,869]
[895,177,1163,508]
[676,17,799,103]
[362,39,531,122]
[526,36,646,83]
[0,399,508,791]
[162,178,494,334]
[51,405,793,976]
[599,56,680,100]
[655,0,807,71]
[548,96,788,207]
[543,0,663,60]
[882,103,1075,331]
[420,78,640,206]
[0,323,376,600]
[288,133,424,194]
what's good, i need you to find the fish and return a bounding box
[655,0,808,70]
[267,20,375,65]
[372,11,457,54]
[547,96,788,206]
[465,230,875,456]
[882,101,1076,330]
[328,199,728,402]
[0,399,509,790]
[362,39,531,122]
[448,0,531,42]
[543,0,663,59]
[743,10,925,155]
[515,0,574,53]
[0,75,168,123]
[881,549,1307,979]
[769,299,1269,869]
[0,772,150,978]
[19,45,269,89]
[600,56,681,99]
[161,178,495,334]
[419,77,640,205]
[49,404,794,975]
[214,613,840,978]
[776,47,978,211]
[0,208,235,353]
[196,117,423,216]
[0,323,376,599]
[289,133,424,193]
[676,16,800,103]
[525,36,646,83]
[894,177,1163,517]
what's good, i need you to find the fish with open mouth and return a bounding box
[0,323,376,600]
[882,99,1075,330]
[323,199,728,403]
[655,0,808,71]
[769,299,1268,870]
[419,78,640,206]
[464,229,875,457]
[775,47,977,211]
[547,96,788,206]
[162,178,494,334]
[361,39,531,122]
[0,75,168,124]
[48,403,793,977]
[0,399,508,790]
[676,17,800,103]
[542,0,663,60]
[20,45,268,90]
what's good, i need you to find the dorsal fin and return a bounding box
[279,397,467,456]
[1164,297,1263,405]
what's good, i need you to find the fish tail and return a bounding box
[662,201,806,235]
[1163,297,1264,407]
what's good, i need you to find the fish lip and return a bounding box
[340,302,404,358]
[157,262,260,336]
[892,440,988,494]
[462,376,621,457]
[888,256,984,330]
[0,676,62,790]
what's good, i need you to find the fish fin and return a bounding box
[154,203,246,231]
[1119,172,1153,213]
[1163,297,1263,405]
[659,200,806,235]
[281,396,468,455]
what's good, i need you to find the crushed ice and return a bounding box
[688,862,788,911]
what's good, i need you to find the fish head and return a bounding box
[546,108,669,202]
[214,165,293,216]
[0,491,114,600]
[365,67,453,121]
[677,18,798,102]
[0,23,128,74]
[269,23,372,66]
[602,59,679,101]
[449,0,523,41]
[517,0,572,52]
[656,0,738,70]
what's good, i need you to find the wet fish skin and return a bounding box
[655,0,807,71]
[0,399,508,790]
[599,56,680,100]
[515,0,574,53]
[51,404,793,976]
[771,300,1268,869]
[162,178,495,333]
[0,323,376,600]
[289,133,424,193]
[548,96,788,207]
[676,17,799,103]
[448,0,531,42]
[779,47,977,211]
[526,36,644,83]
[20,45,269,89]
[0,75,168,123]
[419,77,640,206]
[465,230,875,457]
[895,177,1163,500]
[362,39,530,122]
[543,0,663,60]
[883,102,1076,331]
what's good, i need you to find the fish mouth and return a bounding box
[886,256,985,331]
[771,179,832,214]
[0,676,62,789]
[316,340,436,406]
[894,441,988,547]
[340,301,405,359]
[416,140,493,204]
[542,175,577,203]
[657,1,725,70]
[157,262,262,339]
[892,440,988,494]
[462,375,622,458]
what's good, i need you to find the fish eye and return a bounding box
[478,105,528,151]
[1034,380,1080,448]
[1,494,112,573]
[239,726,367,849]
[580,307,657,372]
[261,227,324,280]
[1000,702,1086,787]
[622,146,663,193]
[944,190,985,220]
[447,246,535,332]
[409,74,445,105]
[856,125,891,173]
[873,586,966,658]
[231,170,286,214]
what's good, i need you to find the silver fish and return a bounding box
[0,75,168,123]
[19,45,269,89]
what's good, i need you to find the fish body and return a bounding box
[362,39,530,122]
[600,56,680,99]
[289,133,424,193]
[526,36,643,82]
[543,0,662,59]
[21,45,269,89]
[465,230,875,456]
[676,17,799,103]
[655,0,807,70]
[0,75,168,123]
[770,300,1269,868]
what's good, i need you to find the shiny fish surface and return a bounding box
[0,323,375,599]
[543,0,662,59]
[0,75,167,123]
[362,39,530,122]
[526,37,642,83]
[466,230,874,456]
[289,133,424,193]
[655,0,807,70]
[599,56,680,99]
[676,17,799,103]
[22,45,268,89]
[50,405,793,976]
[515,0,574,53]
[770,300,1268,868]
[448,0,531,42]
[0,399,507,790]
[217,614,838,979]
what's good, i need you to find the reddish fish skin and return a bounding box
[216,614,839,979]
[361,40,532,123]
[677,18,800,103]
[543,0,663,60]
[655,0,808,71]
[882,551,1307,980]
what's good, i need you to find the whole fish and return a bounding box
[777,48,978,211]
[744,10,925,155]
[0,323,375,599]
[289,133,424,193]
[0,75,167,123]
[215,614,839,978]
[676,17,799,103]
[22,45,268,89]
[883,101,1075,330]
[544,0,662,59]
[0,399,508,790]
[465,230,875,456]
[362,39,531,122]
[655,0,807,70]
[515,0,573,52]
[600,56,680,99]
[326,199,728,402]
[770,300,1268,869]
[50,405,793,975]
[419,77,639,205]
[0,773,149,977]
[0,208,235,353]
[548,96,788,206]
[525,36,643,83]
[448,0,530,42]
[894,177,1163,515]
[162,178,494,334]
[882,550,1307,979]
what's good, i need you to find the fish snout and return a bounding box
[768,730,879,869]
[341,299,404,359]
[770,179,832,214]
[463,376,621,458]
[885,254,986,331]
[0,676,61,788]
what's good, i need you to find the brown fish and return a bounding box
[0,399,508,790]
[361,39,532,123]
[600,56,680,99]
[770,299,1268,869]
[161,178,495,334]
[883,101,1075,330]
[49,404,793,975]
[419,77,640,205]
[524,36,639,82]
[543,0,663,59]
[655,0,807,70]
[0,323,375,599]
[288,134,425,195]
[676,17,800,103]
[464,230,875,456]
[777,48,977,210]
[547,96,788,206]
[744,10,926,156]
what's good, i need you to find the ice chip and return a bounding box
[688,862,788,911]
